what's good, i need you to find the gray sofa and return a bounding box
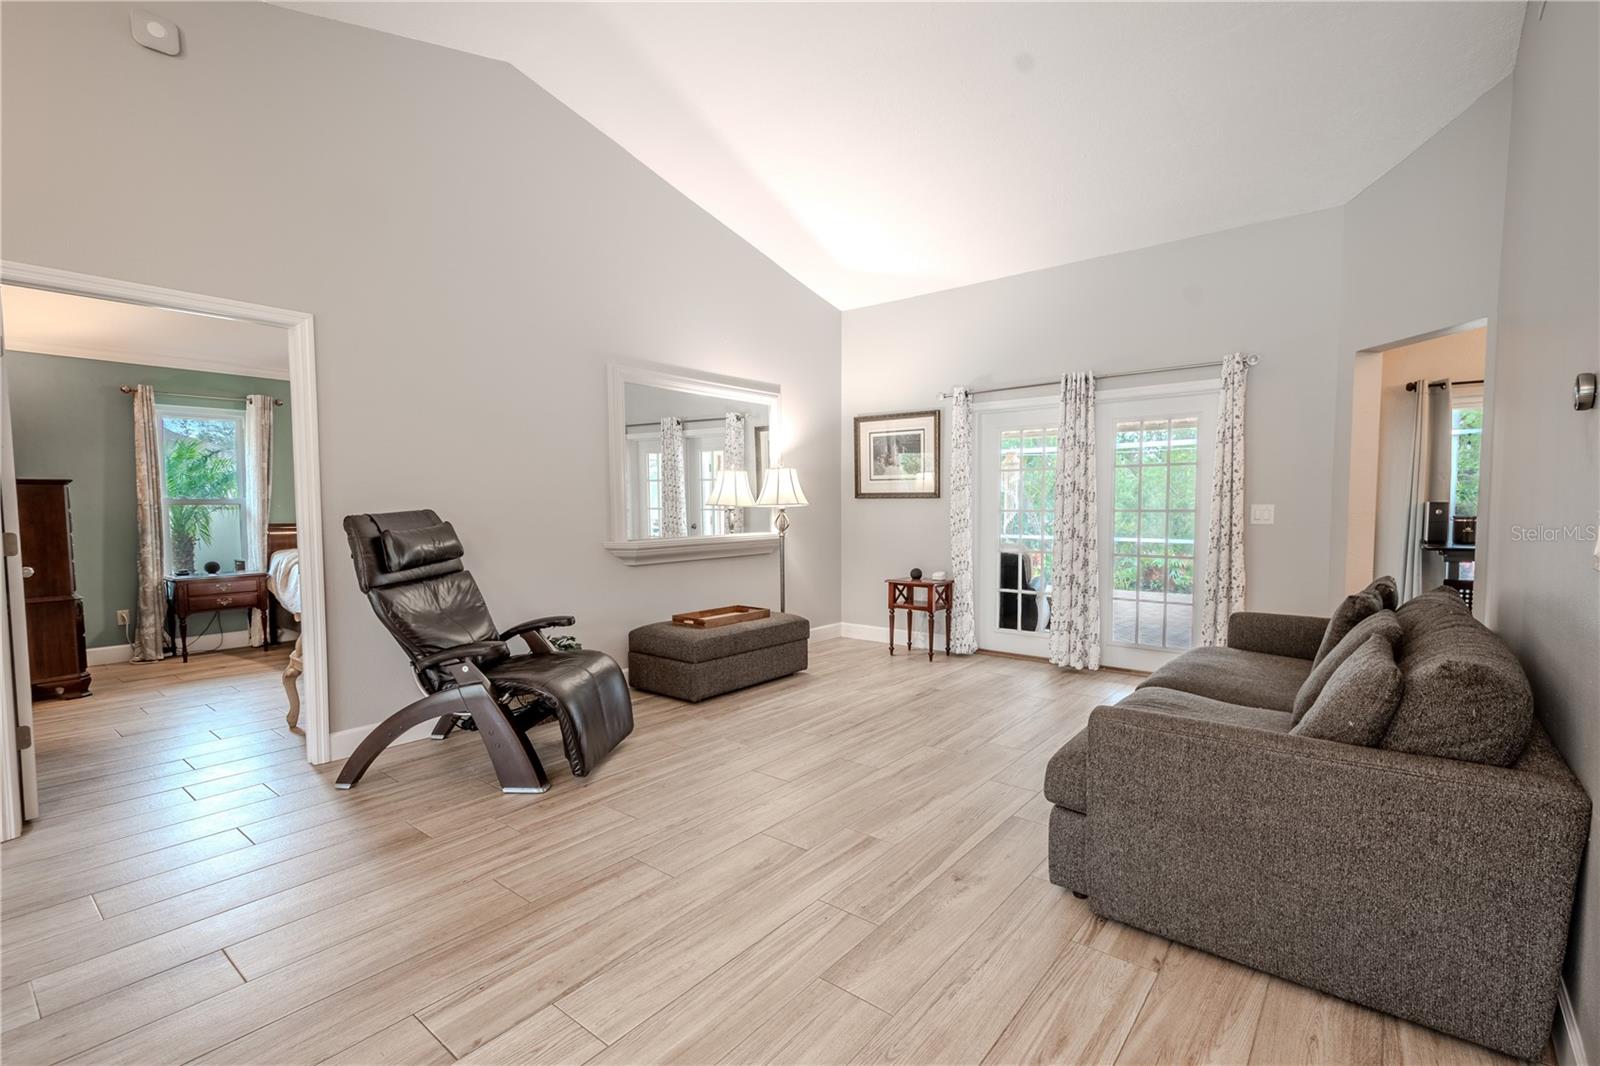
[1046,586,1590,1061]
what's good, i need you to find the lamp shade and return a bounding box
[756,467,809,508]
[707,469,757,509]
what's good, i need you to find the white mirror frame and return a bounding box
[604,362,781,565]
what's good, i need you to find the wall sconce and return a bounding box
[1576,373,1597,411]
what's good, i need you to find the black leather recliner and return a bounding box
[337,510,633,793]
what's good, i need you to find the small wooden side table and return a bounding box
[886,578,955,661]
[164,571,274,663]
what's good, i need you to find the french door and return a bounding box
[1096,385,1219,670]
[977,406,1060,656]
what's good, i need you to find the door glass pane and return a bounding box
[1109,413,1200,651]
[996,426,1057,633]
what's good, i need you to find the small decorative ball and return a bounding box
[203,560,222,575]
[909,567,923,580]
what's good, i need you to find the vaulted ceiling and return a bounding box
[284,2,1524,309]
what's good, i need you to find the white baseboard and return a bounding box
[839,622,890,644]
[1555,979,1589,1066]
[86,628,271,666]
[839,622,947,650]
[329,719,437,762]
[809,622,843,642]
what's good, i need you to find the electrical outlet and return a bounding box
[116,609,130,625]
[1250,504,1276,525]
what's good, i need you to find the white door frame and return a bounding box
[0,261,333,767]
[0,358,37,840]
[1097,379,1221,671]
[975,397,1061,656]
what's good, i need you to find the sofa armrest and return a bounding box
[1081,704,1589,1059]
[1225,610,1328,660]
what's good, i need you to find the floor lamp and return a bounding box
[756,468,808,612]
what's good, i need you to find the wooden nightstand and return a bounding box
[164,572,274,663]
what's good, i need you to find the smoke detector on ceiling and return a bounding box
[130,10,181,57]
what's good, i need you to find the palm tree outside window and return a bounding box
[156,406,248,574]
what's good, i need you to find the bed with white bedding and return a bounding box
[266,525,305,734]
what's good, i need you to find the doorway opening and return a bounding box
[1345,321,1488,615]
[0,265,327,841]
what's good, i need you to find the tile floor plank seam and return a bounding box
[2,642,1540,1066]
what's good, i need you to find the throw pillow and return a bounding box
[1312,588,1384,667]
[1367,574,1399,611]
[1294,609,1402,724]
[1292,632,1403,746]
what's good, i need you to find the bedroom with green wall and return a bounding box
[3,350,294,652]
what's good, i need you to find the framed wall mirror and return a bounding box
[604,363,781,565]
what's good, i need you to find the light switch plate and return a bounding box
[1250,504,1276,525]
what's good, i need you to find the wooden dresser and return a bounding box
[18,478,92,700]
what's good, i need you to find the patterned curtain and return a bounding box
[130,385,166,662]
[723,412,747,533]
[242,395,275,645]
[947,387,977,654]
[1048,373,1100,670]
[659,416,688,538]
[1198,353,1250,646]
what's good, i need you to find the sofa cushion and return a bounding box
[1043,729,1089,812]
[1382,587,1533,766]
[1293,610,1402,724]
[1368,574,1400,611]
[1292,632,1403,746]
[1137,646,1311,714]
[1044,686,1290,814]
[1313,587,1384,666]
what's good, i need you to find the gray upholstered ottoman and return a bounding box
[628,613,809,702]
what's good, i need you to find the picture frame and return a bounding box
[854,410,940,498]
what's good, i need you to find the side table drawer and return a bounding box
[186,591,259,612]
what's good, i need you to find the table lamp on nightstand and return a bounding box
[756,467,808,612]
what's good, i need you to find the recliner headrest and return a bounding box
[381,521,463,572]
[344,510,466,592]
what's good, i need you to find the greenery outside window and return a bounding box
[157,406,246,574]
[1450,394,1483,519]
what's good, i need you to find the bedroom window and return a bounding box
[157,407,246,575]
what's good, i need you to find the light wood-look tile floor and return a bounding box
[1,640,1538,1065]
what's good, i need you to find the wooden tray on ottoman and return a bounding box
[672,605,771,628]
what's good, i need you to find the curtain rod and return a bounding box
[120,385,283,406]
[625,417,728,430]
[1405,378,1484,392]
[937,354,1259,400]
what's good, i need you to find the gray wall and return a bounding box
[1486,1,1600,1052]
[0,2,841,733]
[840,209,1345,630]
[1332,79,1513,598]
[836,74,1517,636]
[3,351,294,649]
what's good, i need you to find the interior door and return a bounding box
[977,405,1060,656]
[0,352,39,838]
[1097,384,1220,671]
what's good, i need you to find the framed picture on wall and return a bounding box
[854,410,940,498]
